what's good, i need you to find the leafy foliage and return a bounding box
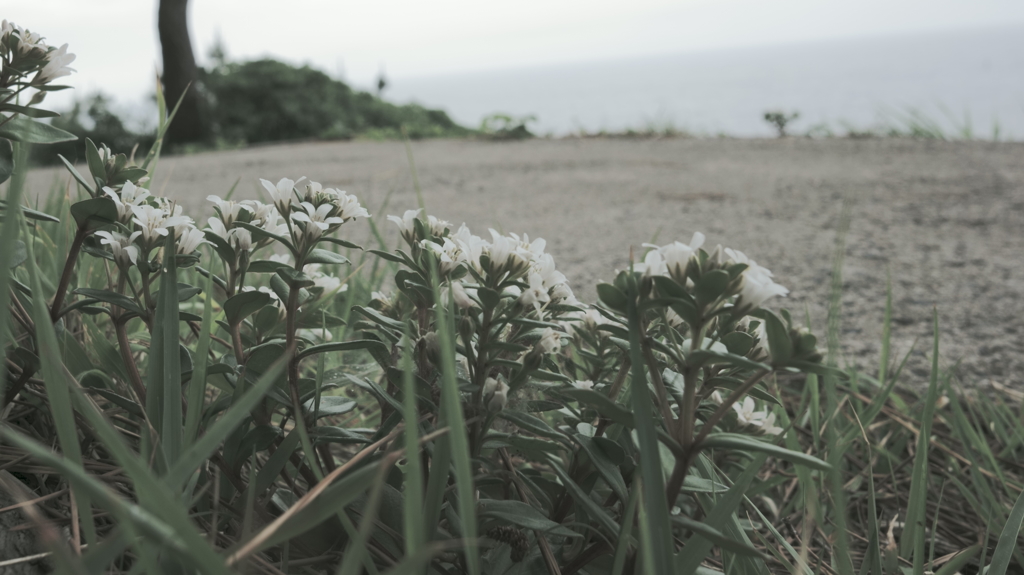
[200,58,471,143]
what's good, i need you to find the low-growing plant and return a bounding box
[1,21,1024,575]
[763,110,800,138]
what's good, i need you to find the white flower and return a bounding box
[207,195,253,226]
[518,272,550,315]
[486,229,533,279]
[759,412,784,435]
[562,307,609,338]
[724,248,789,311]
[305,263,344,293]
[291,201,343,242]
[537,327,562,354]
[639,232,704,280]
[33,43,75,84]
[483,377,509,412]
[131,204,190,245]
[388,209,421,243]
[571,380,594,390]
[450,280,476,309]
[420,237,463,276]
[229,228,253,251]
[452,224,486,272]
[259,177,300,215]
[95,230,140,268]
[103,181,150,225]
[732,397,759,426]
[176,226,208,254]
[205,217,229,241]
[371,291,391,306]
[13,27,46,56]
[427,215,451,237]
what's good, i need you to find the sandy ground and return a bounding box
[27,138,1024,390]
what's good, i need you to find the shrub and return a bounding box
[200,58,470,144]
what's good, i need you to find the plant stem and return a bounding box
[48,228,87,322]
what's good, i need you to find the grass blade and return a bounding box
[184,262,215,446]
[0,141,29,405]
[625,274,674,574]
[400,314,425,562]
[985,479,1024,574]
[147,232,183,469]
[900,310,941,574]
[427,265,480,575]
[22,215,96,544]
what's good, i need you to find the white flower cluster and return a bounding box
[260,178,369,250]
[640,232,789,315]
[720,247,789,313]
[205,195,286,256]
[389,214,578,320]
[98,181,207,267]
[0,21,76,86]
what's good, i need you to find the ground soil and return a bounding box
[28,137,1024,390]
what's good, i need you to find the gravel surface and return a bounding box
[28,137,1024,389]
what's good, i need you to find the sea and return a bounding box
[385,24,1024,139]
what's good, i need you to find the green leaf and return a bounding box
[166,353,288,489]
[597,283,628,313]
[247,259,291,274]
[478,499,581,538]
[0,116,77,143]
[671,515,764,558]
[146,233,184,469]
[319,236,362,249]
[70,197,118,230]
[223,290,272,325]
[73,288,146,316]
[0,103,60,118]
[761,310,793,365]
[85,138,106,184]
[688,349,771,373]
[296,339,391,364]
[0,137,12,184]
[559,387,634,427]
[184,273,215,446]
[700,433,831,471]
[276,266,315,288]
[574,435,628,501]
[367,249,405,264]
[306,248,350,265]
[693,269,731,306]
[234,220,295,251]
[57,155,97,196]
[498,410,570,444]
[302,395,356,418]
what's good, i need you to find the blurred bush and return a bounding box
[200,59,469,144]
[32,58,471,165]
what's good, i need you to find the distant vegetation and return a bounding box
[33,57,472,165]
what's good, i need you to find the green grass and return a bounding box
[1,97,1023,575]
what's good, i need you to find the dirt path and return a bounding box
[28,137,1024,389]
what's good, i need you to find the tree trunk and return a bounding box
[158,0,207,144]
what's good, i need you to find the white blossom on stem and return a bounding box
[388,209,421,244]
[95,231,140,268]
[176,226,209,254]
[207,195,253,226]
[259,177,301,215]
[103,181,150,225]
[131,204,190,245]
[33,43,75,84]
[537,327,562,354]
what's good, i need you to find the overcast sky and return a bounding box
[9,0,1024,111]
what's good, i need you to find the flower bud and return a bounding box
[483,377,509,412]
